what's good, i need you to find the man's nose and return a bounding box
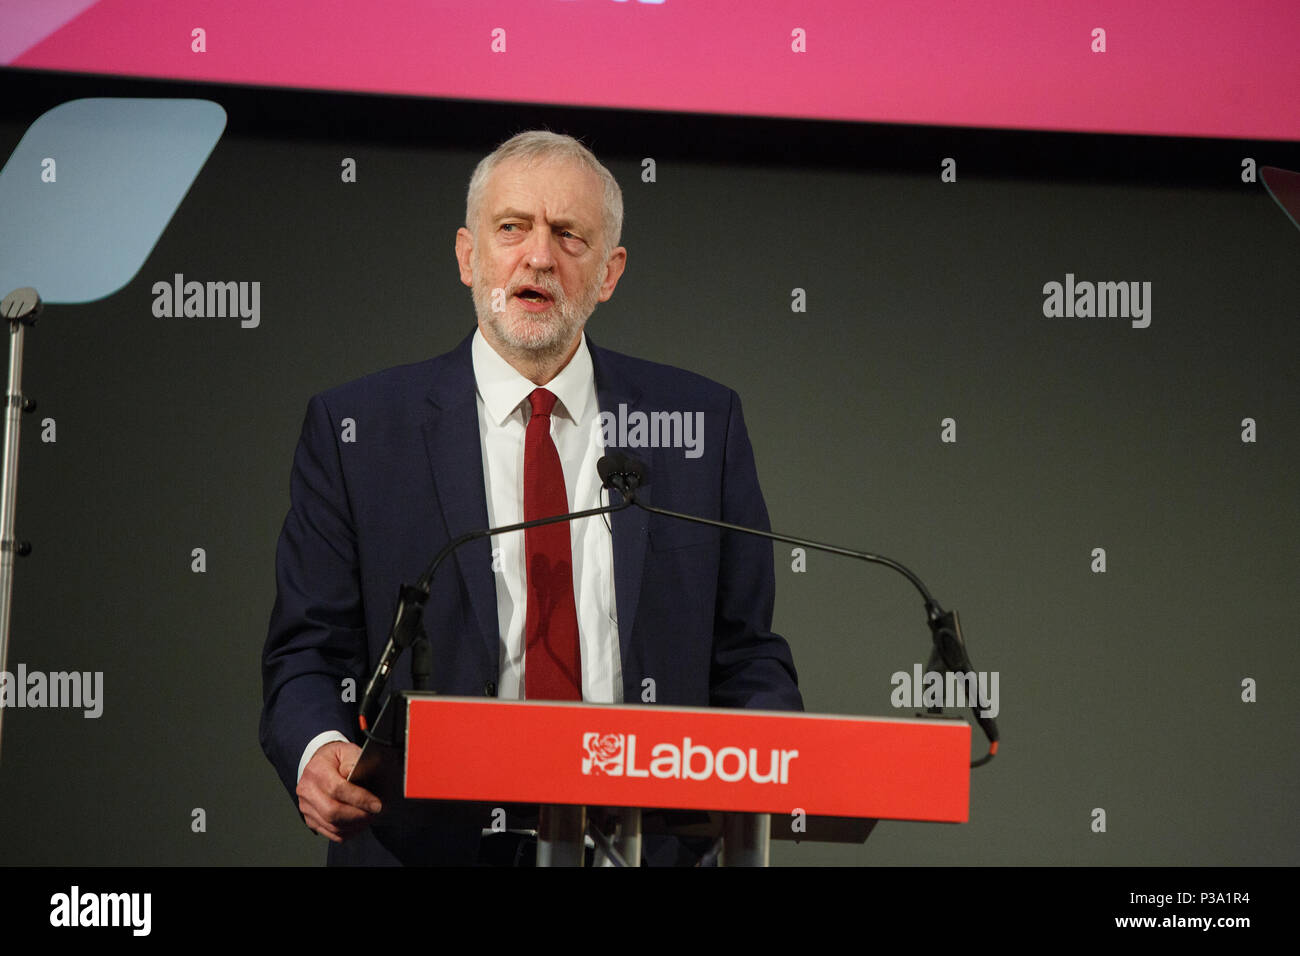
[525,226,556,270]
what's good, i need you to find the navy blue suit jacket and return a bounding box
[260,330,802,864]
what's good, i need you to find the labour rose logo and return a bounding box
[581,732,625,776]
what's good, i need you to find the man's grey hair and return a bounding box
[465,130,623,256]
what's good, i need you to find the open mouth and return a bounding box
[514,286,553,304]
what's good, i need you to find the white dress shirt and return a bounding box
[472,328,622,703]
[298,328,620,782]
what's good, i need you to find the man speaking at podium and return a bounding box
[260,131,802,865]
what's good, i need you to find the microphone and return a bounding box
[596,450,647,499]
[602,452,999,765]
[357,456,635,733]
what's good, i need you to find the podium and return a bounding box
[352,692,971,866]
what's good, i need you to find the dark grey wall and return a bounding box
[0,73,1296,865]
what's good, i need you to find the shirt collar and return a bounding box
[472,326,594,426]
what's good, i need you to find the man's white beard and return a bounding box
[472,250,604,362]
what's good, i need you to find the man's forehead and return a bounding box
[483,156,603,224]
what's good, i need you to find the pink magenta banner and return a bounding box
[5,0,1299,141]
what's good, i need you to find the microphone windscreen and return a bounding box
[621,452,649,488]
[596,452,650,491]
[597,454,617,487]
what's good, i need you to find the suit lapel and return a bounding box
[422,332,499,673]
[589,337,650,682]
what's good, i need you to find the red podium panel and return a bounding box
[405,698,970,823]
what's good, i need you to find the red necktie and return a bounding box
[523,388,582,700]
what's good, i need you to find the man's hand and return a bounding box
[296,741,382,843]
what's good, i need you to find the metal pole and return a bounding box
[537,804,587,866]
[0,287,41,764]
[720,812,771,866]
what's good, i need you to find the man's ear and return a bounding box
[455,227,474,288]
[597,246,627,302]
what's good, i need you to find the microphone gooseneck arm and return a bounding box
[601,452,999,767]
[357,495,632,733]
